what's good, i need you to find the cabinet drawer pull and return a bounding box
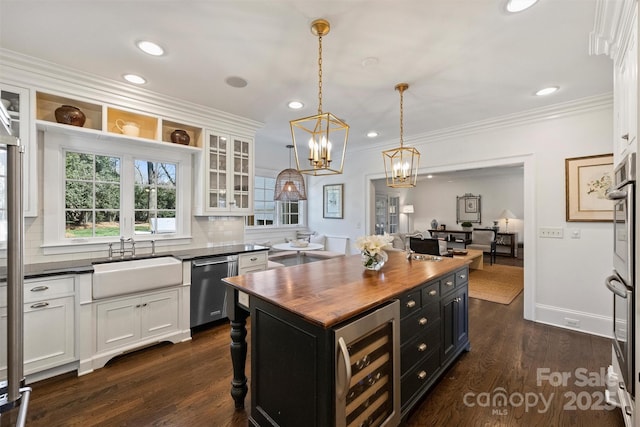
[418,317,428,326]
[418,343,427,352]
[459,274,467,280]
[622,133,630,140]
[30,285,49,292]
[30,302,49,309]
[445,281,454,287]
[417,370,428,380]
[406,300,416,308]
[428,290,437,296]
[136,304,141,308]
[250,257,258,261]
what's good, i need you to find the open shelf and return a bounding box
[106,107,158,140]
[36,92,102,131]
[161,119,203,148]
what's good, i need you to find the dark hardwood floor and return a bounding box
[1,250,623,426]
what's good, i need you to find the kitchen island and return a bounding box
[223,250,471,426]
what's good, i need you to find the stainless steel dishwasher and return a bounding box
[191,255,238,327]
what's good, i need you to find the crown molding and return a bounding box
[355,93,613,154]
[0,48,263,135]
[589,0,636,63]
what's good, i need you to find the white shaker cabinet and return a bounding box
[95,288,179,354]
[0,275,76,382]
[238,251,268,274]
[613,9,638,165]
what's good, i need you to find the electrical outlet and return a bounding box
[539,227,564,238]
[565,317,580,328]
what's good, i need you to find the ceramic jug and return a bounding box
[115,119,140,137]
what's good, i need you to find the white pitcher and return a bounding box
[115,119,140,137]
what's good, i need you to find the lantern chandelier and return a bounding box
[383,83,420,188]
[274,145,307,201]
[291,18,349,176]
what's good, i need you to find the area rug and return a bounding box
[468,264,524,305]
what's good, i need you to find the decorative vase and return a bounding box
[361,250,388,271]
[54,105,86,127]
[170,129,190,145]
[430,219,438,230]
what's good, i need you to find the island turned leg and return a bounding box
[227,289,249,409]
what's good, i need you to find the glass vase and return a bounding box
[361,250,388,271]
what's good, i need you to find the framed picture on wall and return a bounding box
[565,153,614,222]
[323,184,343,219]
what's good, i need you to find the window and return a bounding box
[43,132,191,251]
[65,151,121,238]
[246,176,304,227]
[134,160,177,234]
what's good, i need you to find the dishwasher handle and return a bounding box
[193,255,238,268]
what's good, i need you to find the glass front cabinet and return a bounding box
[199,130,254,215]
[1,83,37,216]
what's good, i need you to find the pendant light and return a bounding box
[274,145,307,201]
[383,83,420,188]
[290,19,349,176]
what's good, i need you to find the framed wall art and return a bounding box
[456,193,481,224]
[565,153,614,222]
[323,184,343,219]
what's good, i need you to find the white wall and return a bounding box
[305,96,614,337]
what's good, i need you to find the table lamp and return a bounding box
[402,205,414,233]
[499,209,516,232]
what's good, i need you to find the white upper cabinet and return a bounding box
[194,130,254,216]
[1,83,37,216]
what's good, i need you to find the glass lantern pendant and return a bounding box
[291,19,349,176]
[383,83,420,188]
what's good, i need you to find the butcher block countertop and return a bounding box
[223,250,468,328]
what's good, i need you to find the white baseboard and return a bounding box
[535,303,612,338]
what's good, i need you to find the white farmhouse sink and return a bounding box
[92,256,183,299]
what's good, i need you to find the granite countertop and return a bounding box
[223,250,468,328]
[2,244,268,281]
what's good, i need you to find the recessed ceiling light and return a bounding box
[535,86,559,96]
[288,100,304,109]
[225,76,248,88]
[367,131,378,138]
[123,74,146,85]
[361,57,379,68]
[136,40,164,56]
[506,0,538,13]
[427,174,433,179]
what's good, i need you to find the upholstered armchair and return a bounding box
[466,228,497,265]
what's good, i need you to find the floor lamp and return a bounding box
[402,205,414,233]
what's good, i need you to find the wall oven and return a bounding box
[605,152,635,423]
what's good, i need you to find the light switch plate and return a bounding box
[539,227,564,238]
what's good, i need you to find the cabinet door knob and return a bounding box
[135,304,141,308]
[406,300,416,308]
[445,281,454,287]
[418,343,427,352]
[428,290,437,296]
[622,133,630,140]
[30,285,49,292]
[418,317,428,326]
[418,370,428,380]
[30,302,49,309]
[454,297,462,303]
[459,274,467,279]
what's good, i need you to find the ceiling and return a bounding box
[0,0,612,151]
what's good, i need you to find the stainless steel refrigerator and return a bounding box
[0,106,31,424]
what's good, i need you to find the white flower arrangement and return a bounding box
[355,234,394,256]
